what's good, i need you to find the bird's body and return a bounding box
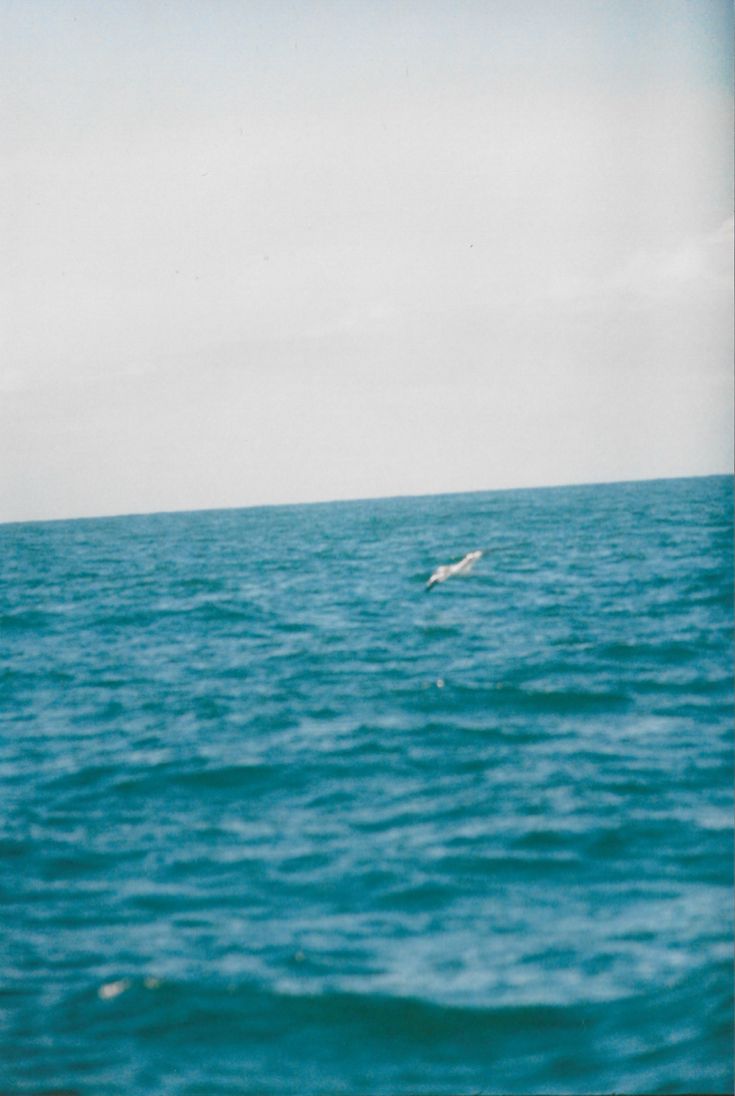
[426,550,483,590]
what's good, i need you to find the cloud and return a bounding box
[611,217,734,300]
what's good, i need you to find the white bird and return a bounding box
[426,550,483,590]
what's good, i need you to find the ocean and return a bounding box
[1,475,732,1095]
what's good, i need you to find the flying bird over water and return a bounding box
[426,550,483,590]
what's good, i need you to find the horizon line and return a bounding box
[1,470,731,529]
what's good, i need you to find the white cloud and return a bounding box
[611,217,734,300]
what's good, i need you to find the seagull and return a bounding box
[426,550,483,590]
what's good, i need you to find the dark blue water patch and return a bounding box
[0,475,732,1095]
[3,966,730,1095]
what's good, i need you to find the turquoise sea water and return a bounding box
[1,475,732,1095]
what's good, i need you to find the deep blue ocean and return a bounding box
[1,475,732,1095]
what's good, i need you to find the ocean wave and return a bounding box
[2,475,732,1096]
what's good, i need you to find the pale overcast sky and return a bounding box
[1,0,732,522]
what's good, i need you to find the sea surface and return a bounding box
[1,475,732,1095]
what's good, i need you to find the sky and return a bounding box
[1,0,733,523]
